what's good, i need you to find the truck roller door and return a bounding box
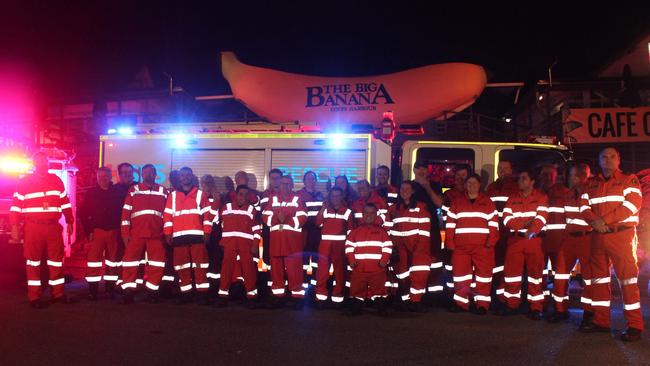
[172,149,266,193]
[271,149,368,192]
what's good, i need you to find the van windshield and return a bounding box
[414,147,475,190]
[498,148,569,182]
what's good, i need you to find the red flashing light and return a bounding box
[381,110,396,142]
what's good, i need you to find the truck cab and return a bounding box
[400,140,571,190]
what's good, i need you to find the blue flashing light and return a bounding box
[117,127,133,135]
[173,134,189,149]
[107,128,117,135]
[328,133,346,149]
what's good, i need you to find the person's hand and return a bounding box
[379,261,387,268]
[165,234,173,245]
[67,223,74,237]
[414,175,429,187]
[251,244,260,257]
[590,218,609,234]
[203,233,210,243]
[277,211,286,223]
[10,225,20,243]
[87,232,95,243]
[122,236,129,246]
[523,219,533,229]
[349,262,357,269]
[525,229,536,240]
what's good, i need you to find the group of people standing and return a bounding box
[9,146,644,342]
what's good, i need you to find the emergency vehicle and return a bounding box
[99,122,571,194]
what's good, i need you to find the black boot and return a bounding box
[122,290,135,305]
[498,307,519,316]
[88,283,99,301]
[198,292,212,306]
[448,303,465,313]
[176,292,193,305]
[105,282,116,299]
[393,300,409,312]
[579,322,610,333]
[30,299,46,309]
[345,299,364,316]
[621,327,642,342]
[527,310,543,321]
[244,299,258,309]
[50,295,77,305]
[266,296,283,310]
[547,311,569,323]
[145,292,160,304]
[579,311,594,328]
[408,301,426,313]
[215,297,228,308]
[375,298,389,317]
[293,299,305,311]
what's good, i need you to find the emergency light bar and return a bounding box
[0,155,33,174]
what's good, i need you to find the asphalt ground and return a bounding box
[1,241,650,366]
[0,279,649,366]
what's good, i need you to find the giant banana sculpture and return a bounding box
[221,51,487,127]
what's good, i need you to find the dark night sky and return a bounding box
[2,1,649,104]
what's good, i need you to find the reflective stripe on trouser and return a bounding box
[303,226,321,277]
[86,228,121,283]
[395,240,431,303]
[206,224,223,283]
[24,222,65,301]
[427,232,444,296]
[173,243,210,292]
[542,231,564,299]
[121,237,166,290]
[270,253,304,298]
[590,229,643,331]
[503,236,544,311]
[552,235,592,313]
[350,269,387,300]
[452,244,495,310]
[493,228,508,304]
[219,238,257,299]
[315,240,346,301]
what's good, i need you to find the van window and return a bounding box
[415,148,475,189]
[498,148,568,182]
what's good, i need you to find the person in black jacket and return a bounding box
[79,167,124,300]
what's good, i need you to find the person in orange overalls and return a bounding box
[486,159,519,305]
[262,175,308,310]
[345,203,393,316]
[441,165,471,295]
[446,174,499,315]
[547,163,592,323]
[163,167,214,305]
[579,147,644,342]
[215,185,261,308]
[10,152,75,308]
[80,167,123,301]
[538,164,571,302]
[501,168,549,320]
[297,171,325,286]
[120,164,168,304]
[314,187,353,308]
[389,180,432,312]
